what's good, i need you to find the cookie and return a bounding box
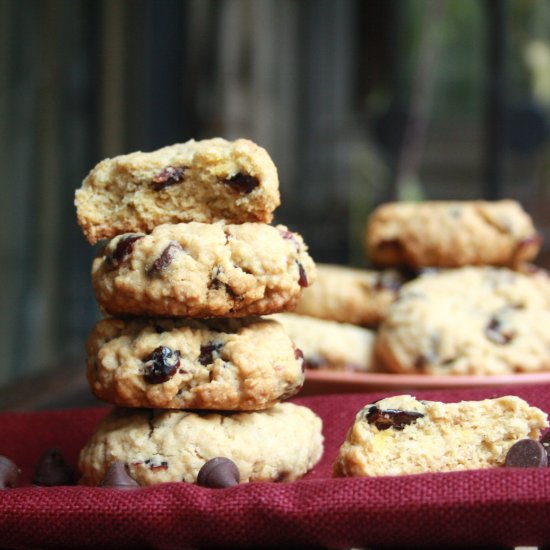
[75,138,280,244]
[272,313,375,372]
[518,263,550,304]
[86,317,304,410]
[293,264,405,327]
[91,222,316,318]
[366,200,541,268]
[79,403,324,486]
[375,267,550,375]
[333,394,548,477]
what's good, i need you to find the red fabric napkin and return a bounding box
[2,384,550,548]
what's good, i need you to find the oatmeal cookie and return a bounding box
[79,403,324,486]
[86,317,304,410]
[375,267,550,375]
[293,264,404,327]
[333,394,547,477]
[366,200,541,268]
[91,222,316,317]
[272,313,375,372]
[75,138,280,244]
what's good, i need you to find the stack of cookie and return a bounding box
[367,200,550,376]
[74,138,323,487]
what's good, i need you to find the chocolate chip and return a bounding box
[485,317,515,345]
[147,241,183,276]
[199,342,223,366]
[143,346,181,384]
[108,234,143,267]
[32,448,76,486]
[100,461,140,489]
[221,173,259,194]
[197,457,240,488]
[151,165,186,190]
[540,430,550,457]
[505,439,548,468]
[365,406,424,431]
[0,456,20,489]
[297,261,308,287]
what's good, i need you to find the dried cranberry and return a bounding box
[209,278,223,290]
[147,241,183,276]
[109,234,143,266]
[143,346,180,384]
[151,165,186,190]
[297,261,308,287]
[225,284,240,299]
[485,317,515,345]
[293,347,305,371]
[199,342,223,366]
[221,173,259,194]
[365,406,424,431]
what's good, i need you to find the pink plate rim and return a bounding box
[304,369,550,392]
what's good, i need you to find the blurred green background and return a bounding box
[1,0,550,403]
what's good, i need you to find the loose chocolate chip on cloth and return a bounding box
[197,457,240,488]
[0,455,20,489]
[100,461,140,489]
[505,439,548,468]
[32,448,76,486]
[2,387,550,548]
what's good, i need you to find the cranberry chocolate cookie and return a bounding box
[375,267,550,375]
[75,138,280,244]
[366,200,541,268]
[92,222,316,318]
[333,394,548,477]
[79,403,324,486]
[293,264,405,327]
[87,317,304,410]
[272,313,376,372]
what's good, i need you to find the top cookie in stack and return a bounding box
[75,138,280,244]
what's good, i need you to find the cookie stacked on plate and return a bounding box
[74,138,323,486]
[367,200,550,376]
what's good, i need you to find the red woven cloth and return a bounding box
[2,384,550,549]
